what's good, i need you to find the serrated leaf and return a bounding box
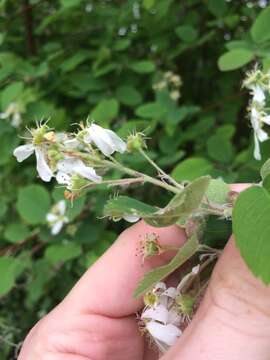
[232,186,270,284]
[134,234,199,298]
[218,49,254,71]
[251,5,270,44]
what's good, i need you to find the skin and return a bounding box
[18,184,270,360]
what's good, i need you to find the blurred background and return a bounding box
[0,0,270,358]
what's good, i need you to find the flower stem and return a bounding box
[105,157,181,194]
[139,148,184,189]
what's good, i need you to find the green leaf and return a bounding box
[60,0,82,8]
[104,196,158,220]
[135,102,166,118]
[260,158,270,180]
[175,25,198,43]
[91,98,119,126]
[45,243,82,265]
[116,86,142,106]
[232,186,270,284]
[207,134,233,163]
[251,5,270,44]
[143,0,155,10]
[262,174,270,193]
[16,185,51,225]
[218,49,254,71]
[4,223,31,243]
[1,81,24,109]
[104,177,210,227]
[130,61,156,74]
[206,179,230,204]
[0,257,20,296]
[134,234,199,297]
[171,157,213,181]
[60,51,89,72]
[207,0,227,17]
[66,196,86,221]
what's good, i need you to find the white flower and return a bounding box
[250,107,270,160]
[0,102,22,128]
[13,144,53,182]
[141,282,182,353]
[56,157,102,189]
[46,200,69,235]
[146,321,181,348]
[84,123,126,156]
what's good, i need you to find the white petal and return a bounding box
[57,200,66,215]
[263,115,270,125]
[146,321,181,346]
[51,220,64,235]
[86,124,126,156]
[46,213,58,222]
[162,287,178,299]
[167,309,182,326]
[35,148,53,182]
[57,158,80,173]
[56,171,72,185]
[142,305,169,323]
[123,214,140,223]
[254,133,262,161]
[106,129,127,153]
[74,161,102,183]
[13,144,34,162]
[257,128,268,142]
[64,138,80,148]
[153,282,167,292]
[252,85,265,104]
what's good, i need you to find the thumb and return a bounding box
[164,237,270,360]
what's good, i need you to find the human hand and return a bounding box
[18,184,270,360]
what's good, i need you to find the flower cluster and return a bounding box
[243,67,270,160]
[153,71,182,101]
[141,265,200,354]
[13,122,127,191]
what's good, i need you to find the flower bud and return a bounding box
[127,133,146,152]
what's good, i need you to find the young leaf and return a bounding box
[103,196,158,220]
[134,234,199,298]
[232,186,270,284]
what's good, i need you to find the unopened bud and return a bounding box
[127,133,146,152]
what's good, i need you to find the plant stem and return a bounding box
[139,148,184,189]
[82,177,145,190]
[105,157,181,194]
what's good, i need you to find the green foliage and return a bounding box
[0,1,268,357]
[233,186,270,284]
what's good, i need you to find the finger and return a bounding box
[164,237,270,360]
[62,220,186,317]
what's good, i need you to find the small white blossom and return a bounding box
[84,123,126,156]
[13,144,53,182]
[0,102,22,128]
[141,282,182,353]
[56,157,102,189]
[46,200,69,235]
[250,107,270,160]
